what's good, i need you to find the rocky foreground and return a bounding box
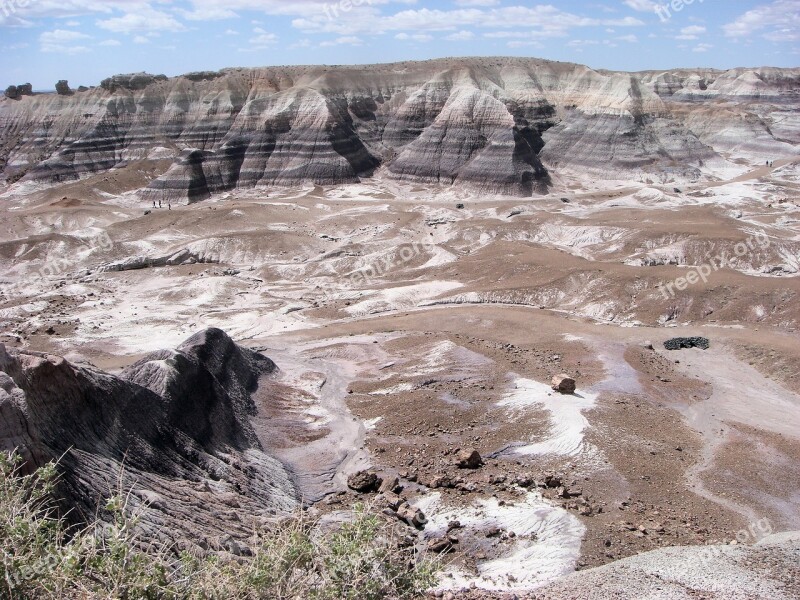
[1,58,798,201]
[0,328,297,547]
[2,327,799,599]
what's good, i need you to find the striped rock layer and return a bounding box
[1,58,798,201]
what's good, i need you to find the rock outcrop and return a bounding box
[552,374,577,394]
[1,58,798,198]
[0,328,297,545]
[55,80,72,96]
[664,337,710,350]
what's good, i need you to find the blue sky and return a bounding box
[1,0,798,89]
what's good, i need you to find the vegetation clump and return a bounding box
[0,452,438,599]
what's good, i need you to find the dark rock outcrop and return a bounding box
[664,337,710,350]
[0,328,297,544]
[347,470,383,493]
[55,80,72,96]
[3,83,32,99]
[552,374,577,394]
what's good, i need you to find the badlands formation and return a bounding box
[1,57,800,598]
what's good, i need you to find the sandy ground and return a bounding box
[1,157,799,595]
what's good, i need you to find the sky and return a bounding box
[0,0,798,89]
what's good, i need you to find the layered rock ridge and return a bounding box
[1,58,798,199]
[0,328,297,544]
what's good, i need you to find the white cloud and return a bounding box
[320,36,364,47]
[395,32,434,42]
[0,1,146,27]
[693,42,713,52]
[444,30,475,41]
[293,5,644,36]
[507,40,544,48]
[39,29,91,54]
[623,0,658,12]
[676,24,706,40]
[723,0,800,41]
[133,35,149,44]
[97,7,186,34]
[249,28,279,47]
[99,39,121,46]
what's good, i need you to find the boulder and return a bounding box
[552,374,577,394]
[4,85,20,100]
[347,470,382,493]
[664,337,710,351]
[55,80,72,96]
[455,448,483,469]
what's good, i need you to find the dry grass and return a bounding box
[0,452,438,600]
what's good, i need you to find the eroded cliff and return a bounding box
[1,57,798,200]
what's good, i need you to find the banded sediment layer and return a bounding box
[1,58,799,202]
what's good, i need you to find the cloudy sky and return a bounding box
[1,0,798,89]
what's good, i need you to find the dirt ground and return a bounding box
[1,158,799,594]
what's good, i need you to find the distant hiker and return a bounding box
[168,203,171,211]
[159,199,162,208]
[153,200,156,208]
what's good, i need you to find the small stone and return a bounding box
[397,503,427,529]
[456,448,484,469]
[427,535,458,553]
[551,374,576,394]
[347,470,382,493]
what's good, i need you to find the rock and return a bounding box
[4,59,796,196]
[485,526,503,538]
[456,203,465,209]
[347,470,382,493]
[379,476,401,494]
[55,80,72,96]
[455,448,484,469]
[427,535,458,553]
[544,473,563,488]
[380,491,405,512]
[664,337,710,351]
[0,328,293,543]
[4,85,20,100]
[17,83,33,96]
[513,474,535,488]
[642,341,654,350]
[397,503,427,529]
[427,474,453,489]
[221,536,252,557]
[551,374,577,394]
